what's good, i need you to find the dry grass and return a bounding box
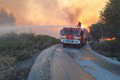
[0,32,60,80]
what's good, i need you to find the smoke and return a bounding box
[33,0,82,25]
[62,7,81,25]
[0,0,108,26]
[0,9,16,26]
[36,0,59,11]
[0,0,28,25]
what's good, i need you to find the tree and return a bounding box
[0,9,16,26]
[90,22,105,41]
[100,0,120,41]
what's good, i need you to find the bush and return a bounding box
[0,33,60,60]
[0,56,16,80]
[16,49,33,61]
[91,40,120,59]
[0,32,60,80]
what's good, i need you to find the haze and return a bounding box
[0,0,108,27]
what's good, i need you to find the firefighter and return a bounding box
[76,22,83,37]
[77,22,81,28]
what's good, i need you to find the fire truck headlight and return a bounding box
[61,39,64,42]
[75,36,82,40]
[75,37,80,40]
[75,37,78,40]
[77,40,80,44]
[61,36,66,39]
[78,41,80,44]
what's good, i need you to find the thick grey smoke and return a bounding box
[62,7,81,25]
[0,0,108,26]
[0,0,82,25]
[36,0,59,12]
[0,0,28,24]
[35,0,81,25]
[0,9,16,26]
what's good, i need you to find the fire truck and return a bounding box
[60,26,88,48]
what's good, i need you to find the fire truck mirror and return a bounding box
[60,30,64,35]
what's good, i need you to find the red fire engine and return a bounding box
[60,22,88,48]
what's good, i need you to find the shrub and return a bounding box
[0,33,60,60]
[0,32,60,80]
[91,40,120,59]
[0,56,16,80]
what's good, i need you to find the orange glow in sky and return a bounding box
[0,0,108,27]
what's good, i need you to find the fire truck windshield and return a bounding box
[63,30,80,35]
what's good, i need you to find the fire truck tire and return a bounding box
[84,38,87,44]
[77,46,81,49]
[76,44,82,49]
[63,44,66,48]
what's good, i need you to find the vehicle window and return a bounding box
[63,30,71,35]
[63,30,80,35]
[71,30,79,35]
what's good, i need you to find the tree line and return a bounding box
[90,0,120,58]
[90,0,120,43]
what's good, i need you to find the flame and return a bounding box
[100,38,116,41]
[81,24,85,28]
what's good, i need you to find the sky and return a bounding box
[0,0,108,28]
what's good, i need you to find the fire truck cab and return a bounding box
[60,27,88,48]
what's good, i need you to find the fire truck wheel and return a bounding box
[63,44,67,48]
[84,38,87,45]
[77,46,80,49]
[76,45,82,49]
